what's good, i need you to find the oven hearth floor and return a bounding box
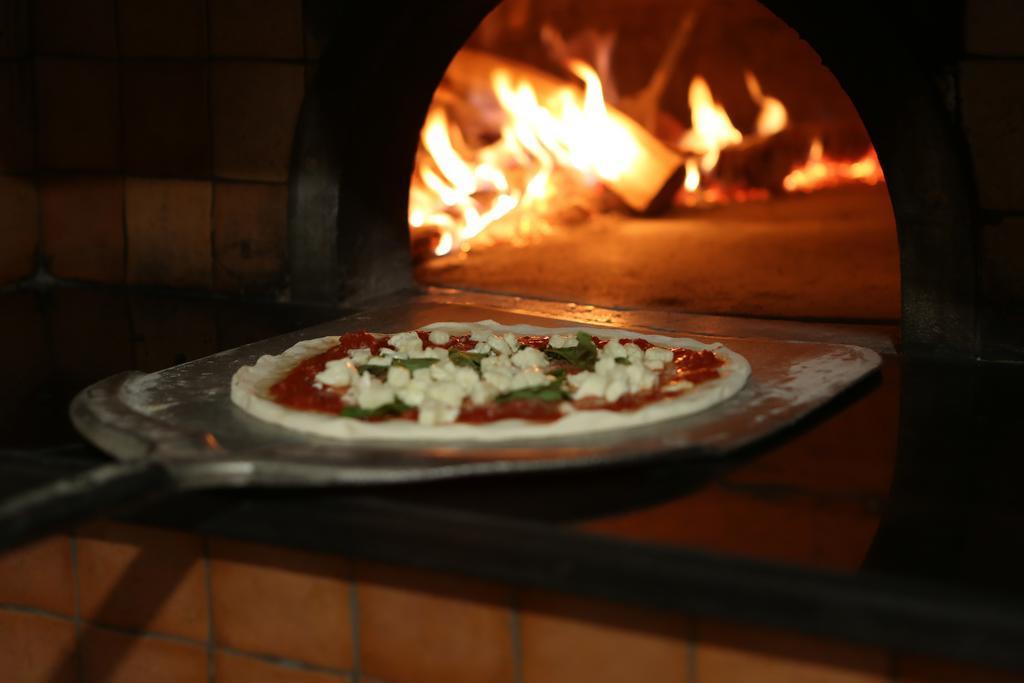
[417,184,899,320]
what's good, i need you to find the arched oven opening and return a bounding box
[290,0,977,357]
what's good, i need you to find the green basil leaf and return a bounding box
[544,332,598,371]
[356,364,389,378]
[395,357,439,370]
[341,400,412,419]
[449,349,488,369]
[497,379,569,403]
[615,357,631,365]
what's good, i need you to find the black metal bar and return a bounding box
[0,460,176,551]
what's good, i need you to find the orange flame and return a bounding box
[782,138,885,193]
[409,59,647,255]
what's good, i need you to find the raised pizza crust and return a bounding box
[230,320,751,442]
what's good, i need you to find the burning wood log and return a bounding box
[711,122,873,192]
[440,48,686,215]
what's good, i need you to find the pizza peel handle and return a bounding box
[0,460,176,552]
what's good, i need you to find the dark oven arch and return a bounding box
[289,0,978,357]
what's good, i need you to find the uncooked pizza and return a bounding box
[230,320,750,441]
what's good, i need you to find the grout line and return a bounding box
[22,54,311,65]
[204,0,217,294]
[687,619,698,683]
[217,646,354,678]
[69,532,85,683]
[113,0,129,286]
[202,537,216,683]
[0,602,76,623]
[349,566,362,683]
[85,621,210,649]
[509,593,523,683]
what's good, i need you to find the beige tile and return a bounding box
[0,0,31,57]
[81,625,207,683]
[35,59,119,171]
[897,654,1024,682]
[0,175,37,283]
[34,0,117,56]
[0,62,34,173]
[215,651,349,683]
[209,539,353,670]
[0,609,77,683]
[211,62,304,182]
[117,0,206,58]
[966,0,1024,57]
[961,60,1024,212]
[76,521,209,642]
[40,176,124,283]
[695,620,889,683]
[50,288,134,384]
[0,535,75,615]
[982,217,1024,302]
[521,590,688,683]
[125,178,212,288]
[122,63,210,178]
[210,0,303,59]
[213,181,288,293]
[356,561,515,683]
[130,294,217,372]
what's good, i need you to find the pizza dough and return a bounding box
[230,320,750,442]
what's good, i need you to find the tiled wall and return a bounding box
[0,523,1021,683]
[0,0,310,294]
[961,0,1024,352]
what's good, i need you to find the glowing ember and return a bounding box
[782,138,885,193]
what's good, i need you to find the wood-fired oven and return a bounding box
[290,0,1007,359]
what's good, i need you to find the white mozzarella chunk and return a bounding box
[428,330,450,346]
[481,354,512,373]
[355,382,395,410]
[502,333,520,352]
[600,339,627,359]
[594,356,618,377]
[412,367,432,382]
[625,363,658,392]
[511,346,547,369]
[314,359,358,387]
[411,346,448,361]
[472,342,492,354]
[469,382,499,406]
[366,356,392,367]
[454,367,480,390]
[623,343,644,365]
[485,333,512,355]
[429,360,457,381]
[388,331,423,355]
[548,334,578,349]
[396,379,428,407]
[417,399,460,425]
[663,379,695,393]
[645,347,674,364]
[644,359,666,371]
[482,369,513,393]
[604,378,628,403]
[386,365,411,388]
[572,372,607,399]
[427,381,466,407]
[470,328,491,342]
[509,368,548,391]
[347,348,371,365]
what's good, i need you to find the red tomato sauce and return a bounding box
[268,330,726,422]
[269,331,384,413]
